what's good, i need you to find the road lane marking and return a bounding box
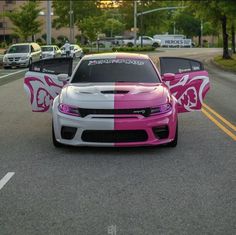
[203,103,236,132]
[202,108,236,141]
[0,69,27,79]
[0,172,15,191]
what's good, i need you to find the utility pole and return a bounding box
[46,0,52,45]
[69,0,74,43]
[200,19,203,47]
[2,4,6,44]
[134,0,137,46]
[140,1,144,47]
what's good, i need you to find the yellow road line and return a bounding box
[202,108,236,141]
[203,103,236,132]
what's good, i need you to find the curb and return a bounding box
[211,57,236,74]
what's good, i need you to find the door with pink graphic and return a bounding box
[24,58,73,112]
[160,57,210,113]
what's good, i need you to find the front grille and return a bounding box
[79,108,151,117]
[101,90,129,94]
[8,57,20,62]
[81,130,148,143]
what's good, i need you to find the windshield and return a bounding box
[42,47,54,52]
[71,58,160,83]
[8,45,29,54]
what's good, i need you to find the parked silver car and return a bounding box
[3,43,41,68]
[61,44,83,58]
[41,45,62,59]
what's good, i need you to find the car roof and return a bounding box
[83,52,149,60]
[10,43,31,46]
[41,45,57,47]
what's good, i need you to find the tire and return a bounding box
[152,42,159,48]
[52,122,64,148]
[166,123,178,147]
[28,58,32,68]
[127,42,134,47]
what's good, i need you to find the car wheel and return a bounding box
[127,42,134,47]
[152,42,159,48]
[52,122,64,148]
[166,123,178,147]
[28,58,32,68]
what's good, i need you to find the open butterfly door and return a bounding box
[24,57,73,112]
[160,57,210,113]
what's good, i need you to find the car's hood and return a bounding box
[5,53,29,58]
[60,83,171,109]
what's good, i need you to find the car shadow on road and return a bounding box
[52,144,176,160]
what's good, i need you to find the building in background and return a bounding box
[0,0,80,45]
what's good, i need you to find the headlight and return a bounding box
[150,103,172,115]
[58,103,80,116]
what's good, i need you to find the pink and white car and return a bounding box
[24,53,210,147]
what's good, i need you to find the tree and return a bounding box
[79,15,105,42]
[187,0,233,59]
[5,1,42,41]
[52,0,101,29]
[103,18,125,37]
[174,9,201,40]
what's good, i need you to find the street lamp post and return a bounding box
[135,6,187,44]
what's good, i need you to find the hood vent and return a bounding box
[101,90,129,94]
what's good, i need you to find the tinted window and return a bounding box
[29,58,73,76]
[8,45,29,53]
[42,47,54,52]
[72,59,160,83]
[160,58,203,75]
[191,60,202,71]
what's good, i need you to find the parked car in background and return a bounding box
[61,44,83,58]
[41,45,62,59]
[2,43,41,68]
[123,36,161,48]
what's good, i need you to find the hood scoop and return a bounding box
[101,90,129,94]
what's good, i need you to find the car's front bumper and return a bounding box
[41,54,54,59]
[3,59,29,67]
[52,99,178,147]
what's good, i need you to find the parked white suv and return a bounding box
[3,43,41,68]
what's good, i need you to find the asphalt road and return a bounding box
[0,49,235,235]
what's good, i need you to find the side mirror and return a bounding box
[162,73,175,82]
[58,73,69,82]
